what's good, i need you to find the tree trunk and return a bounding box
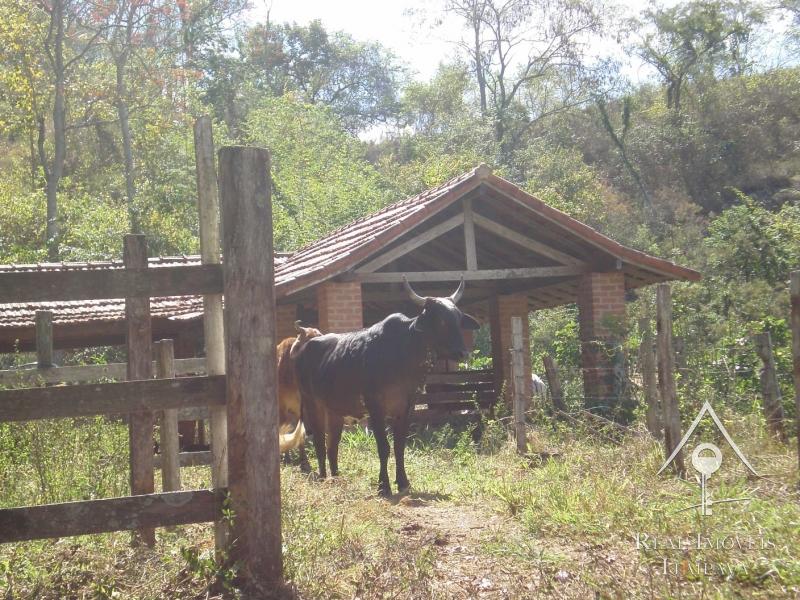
[116,58,138,233]
[45,0,67,261]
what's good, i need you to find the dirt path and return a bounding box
[390,497,540,598]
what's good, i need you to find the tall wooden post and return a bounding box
[194,116,229,554]
[510,316,527,454]
[35,311,53,368]
[656,284,684,476]
[754,332,787,442]
[219,146,282,588]
[156,339,181,492]
[639,316,661,439]
[124,234,155,545]
[791,271,800,473]
[542,355,566,418]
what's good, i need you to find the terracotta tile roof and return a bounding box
[0,166,699,332]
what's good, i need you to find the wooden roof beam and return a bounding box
[353,266,588,283]
[471,212,587,267]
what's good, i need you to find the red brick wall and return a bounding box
[577,272,627,416]
[317,281,363,333]
[275,304,297,342]
[490,294,532,403]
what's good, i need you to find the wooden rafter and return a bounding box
[354,266,587,283]
[355,213,464,274]
[471,213,586,267]
[463,197,478,270]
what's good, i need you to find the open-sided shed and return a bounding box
[0,165,699,420]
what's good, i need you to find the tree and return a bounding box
[241,20,405,132]
[33,0,109,260]
[627,0,764,112]
[439,0,606,155]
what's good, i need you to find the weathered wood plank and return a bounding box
[354,213,465,274]
[638,316,661,439]
[656,284,685,476]
[154,450,212,469]
[0,375,226,422]
[791,271,800,473]
[157,340,181,492]
[543,355,566,418]
[463,198,478,271]
[356,266,587,284]
[0,264,223,303]
[220,146,282,586]
[472,212,587,267]
[511,316,527,454]
[0,489,221,543]
[0,358,206,387]
[424,370,494,384]
[415,391,498,403]
[35,311,54,368]
[125,234,155,546]
[754,332,787,442]
[195,116,229,555]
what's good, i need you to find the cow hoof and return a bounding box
[377,483,392,498]
[300,462,312,474]
[396,480,411,494]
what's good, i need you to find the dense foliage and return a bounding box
[0,0,798,419]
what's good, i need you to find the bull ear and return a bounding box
[461,312,480,330]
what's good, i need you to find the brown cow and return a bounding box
[277,321,322,456]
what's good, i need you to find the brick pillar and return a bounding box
[275,303,297,341]
[317,281,363,333]
[490,294,531,403]
[577,271,632,423]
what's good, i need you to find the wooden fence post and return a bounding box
[639,316,661,439]
[791,271,800,474]
[542,355,566,418]
[510,317,528,454]
[156,339,181,492]
[656,284,685,476]
[35,311,53,368]
[124,234,155,546]
[754,332,787,442]
[219,146,282,588]
[194,116,229,555]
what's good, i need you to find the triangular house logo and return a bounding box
[658,401,758,516]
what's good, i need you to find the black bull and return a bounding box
[293,277,480,496]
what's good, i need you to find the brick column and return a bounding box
[275,304,297,341]
[317,281,363,333]
[577,271,632,422]
[489,294,532,404]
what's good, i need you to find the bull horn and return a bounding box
[294,320,303,333]
[403,276,426,307]
[448,276,465,304]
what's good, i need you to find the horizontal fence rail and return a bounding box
[0,489,222,543]
[0,264,223,303]
[0,358,207,386]
[154,450,212,469]
[0,375,225,422]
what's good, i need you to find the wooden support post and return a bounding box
[639,316,661,439]
[542,355,566,418]
[156,340,181,492]
[754,332,787,442]
[35,311,53,368]
[510,317,527,454]
[194,116,229,554]
[124,234,155,545]
[463,197,477,271]
[791,271,800,474]
[656,284,684,476]
[220,146,282,588]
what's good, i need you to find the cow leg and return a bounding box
[298,444,311,473]
[370,412,392,497]
[392,414,411,493]
[326,414,344,476]
[304,400,327,479]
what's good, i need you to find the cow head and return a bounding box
[289,320,322,359]
[404,276,480,361]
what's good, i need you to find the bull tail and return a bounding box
[279,420,306,454]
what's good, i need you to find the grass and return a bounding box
[1,408,799,599]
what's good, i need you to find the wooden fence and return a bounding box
[0,142,283,591]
